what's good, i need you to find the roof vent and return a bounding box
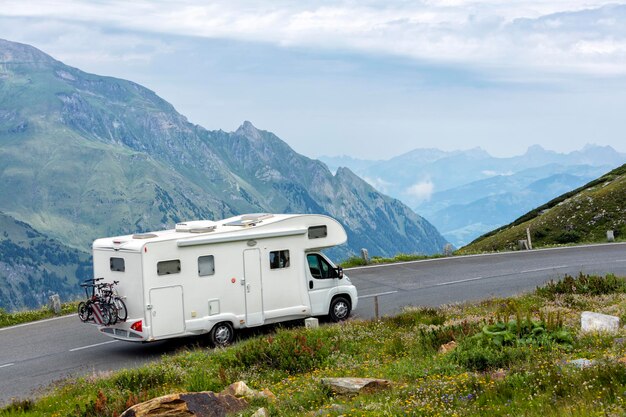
[133,233,158,239]
[176,220,217,233]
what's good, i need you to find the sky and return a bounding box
[1,0,626,159]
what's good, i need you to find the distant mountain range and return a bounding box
[321,145,626,247]
[460,163,626,253]
[0,39,447,310]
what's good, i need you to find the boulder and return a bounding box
[251,408,269,417]
[565,358,596,369]
[321,378,391,395]
[120,392,248,417]
[581,311,620,333]
[220,381,276,401]
[438,341,457,354]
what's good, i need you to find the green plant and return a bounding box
[537,273,626,298]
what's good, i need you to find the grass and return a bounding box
[4,274,626,416]
[0,301,79,329]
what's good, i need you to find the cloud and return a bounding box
[363,176,392,194]
[2,1,626,77]
[405,180,435,202]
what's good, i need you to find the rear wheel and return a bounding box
[114,297,128,322]
[329,296,351,322]
[210,322,234,347]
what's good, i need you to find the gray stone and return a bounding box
[361,248,369,264]
[48,294,61,314]
[305,317,319,329]
[251,408,269,417]
[581,311,620,333]
[607,230,615,242]
[566,358,596,369]
[321,377,391,395]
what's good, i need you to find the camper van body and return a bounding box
[90,213,357,343]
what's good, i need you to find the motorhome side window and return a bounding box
[308,225,327,239]
[198,255,215,277]
[157,259,181,276]
[269,250,290,269]
[307,254,333,279]
[110,257,125,272]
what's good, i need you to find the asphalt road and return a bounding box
[1,242,625,405]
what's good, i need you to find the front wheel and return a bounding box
[210,322,234,347]
[329,296,351,322]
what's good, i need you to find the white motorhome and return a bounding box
[89,213,358,345]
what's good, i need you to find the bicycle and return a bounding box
[78,278,127,325]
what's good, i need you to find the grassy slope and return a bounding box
[459,164,626,253]
[4,274,626,417]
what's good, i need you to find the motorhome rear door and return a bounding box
[149,286,185,338]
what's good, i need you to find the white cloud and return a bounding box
[363,176,392,194]
[2,1,626,76]
[405,180,435,203]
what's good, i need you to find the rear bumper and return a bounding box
[98,321,146,342]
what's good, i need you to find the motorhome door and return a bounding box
[149,286,185,339]
[243,249,264,326]
[306,253,338,315]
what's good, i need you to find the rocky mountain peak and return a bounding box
[235,120,263,141]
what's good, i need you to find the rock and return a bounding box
[321,378,391,395]
[120,392,248,417]
[438,341,457,354]
[565,358,596,369]
[220,381,276,401]
[489,369,507,381]
[251,407,269,417]
[581,311,620,333]
[48,294,61,314]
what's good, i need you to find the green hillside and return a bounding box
[460,164,626,253]
[0,212,90,311]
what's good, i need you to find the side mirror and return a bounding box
[335,267,344,279]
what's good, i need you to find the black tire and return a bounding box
[78,301,90,322]
[329,296,351,322]
[114,297,128,322]
[210,322,234,347]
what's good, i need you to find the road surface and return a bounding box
[1,243,625,405]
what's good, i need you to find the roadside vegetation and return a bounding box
[0,301,79,329]
[4,273,626,416]
[340,253,446,268]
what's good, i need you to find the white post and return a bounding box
[526,227,533,250]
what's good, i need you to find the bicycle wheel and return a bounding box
[106,302,118,325]
[77,301,91,322]
[99,303,113,326]
[114,297,128,322]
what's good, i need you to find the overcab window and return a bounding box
[308,225,327,239]
[157,259,181,276]
[269,250,290,269]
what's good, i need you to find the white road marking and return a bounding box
[0,363,15,369]
[359,290,398,299]
[519,265,568,274]
[434,276,485,287]
[0,314,77,332]
[69,340,118,352]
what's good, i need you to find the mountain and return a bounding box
[459,164,626,253]
[320,146,626,246]
[0,212,91,311]
[0,39,448,309]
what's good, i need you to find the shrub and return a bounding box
[537,273,626,298]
